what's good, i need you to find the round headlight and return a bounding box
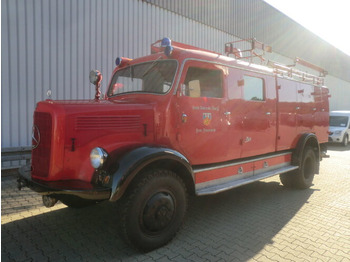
[90,147,108,169]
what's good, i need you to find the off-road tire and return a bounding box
[280,146,317,189]
[279,170,296,188]
[117,169,188,252]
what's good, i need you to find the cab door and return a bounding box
[175,61,229,165]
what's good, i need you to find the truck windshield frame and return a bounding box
[107,60,178,97]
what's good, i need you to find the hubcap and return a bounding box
[143,192,175,232]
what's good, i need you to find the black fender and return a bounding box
[293,133,320,173]
[108,146,194,201]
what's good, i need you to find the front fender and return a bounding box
[108,146,193,201]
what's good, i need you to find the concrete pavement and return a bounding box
[1,145,350,261]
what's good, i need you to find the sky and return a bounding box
[264,0,350,56]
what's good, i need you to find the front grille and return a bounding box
[32,112,52,178]
[75,115,141,132]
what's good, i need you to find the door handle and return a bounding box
[224,112,231,116]
[266,112,271,115]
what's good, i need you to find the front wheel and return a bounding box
[280,146,317,189]
[117,169,188,252]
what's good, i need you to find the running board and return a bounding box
[196,165,299,196]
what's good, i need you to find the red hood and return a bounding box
[32,98,155,181]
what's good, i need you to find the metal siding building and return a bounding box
[2,0,350,164]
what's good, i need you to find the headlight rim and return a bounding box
[90,147,108,169]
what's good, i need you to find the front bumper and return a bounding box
[18,165,111,201]
[328,134,343,143]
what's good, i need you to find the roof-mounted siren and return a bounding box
[225,38,272,62]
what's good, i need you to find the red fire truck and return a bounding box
[18,38,329,251]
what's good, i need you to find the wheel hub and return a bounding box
[143,192,175,232]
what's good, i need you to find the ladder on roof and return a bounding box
[267,59,327,86]
[225,38,327,86]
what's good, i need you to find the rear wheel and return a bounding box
[280,147,317,189]
[117,169,188,252]
[279,170,295,188]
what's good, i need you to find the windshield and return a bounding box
[330,116,349,127]
[108,60,177,97]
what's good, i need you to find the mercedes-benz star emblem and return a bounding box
[32,125,41,149]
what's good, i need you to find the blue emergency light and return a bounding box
[161,37,173,57]
[161,37,171,47]
[115,57,123,66]
[115,57,132,67]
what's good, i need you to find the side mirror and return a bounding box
[89,70,103,100]
[89,70,102,85]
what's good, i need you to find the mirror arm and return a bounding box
[95,79,102,100]
[90,70,103,100]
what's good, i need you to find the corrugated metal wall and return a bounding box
[1,0,236,150]
[145,0,350,83]
[2,0,350,155]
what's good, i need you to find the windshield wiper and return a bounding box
[142,56,162,78]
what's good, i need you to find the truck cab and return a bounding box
[18,38,329,251]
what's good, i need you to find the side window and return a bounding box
[243,75,264,101]
[184,67,223,98]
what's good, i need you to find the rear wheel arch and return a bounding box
[280,133,320,189]
[293,133,320,172]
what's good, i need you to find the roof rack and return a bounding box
[225,38,272,63]
[225,38,326,85]
[267,59,326,86]
[293,57,327,77]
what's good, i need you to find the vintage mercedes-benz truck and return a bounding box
[18,38,329,251]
